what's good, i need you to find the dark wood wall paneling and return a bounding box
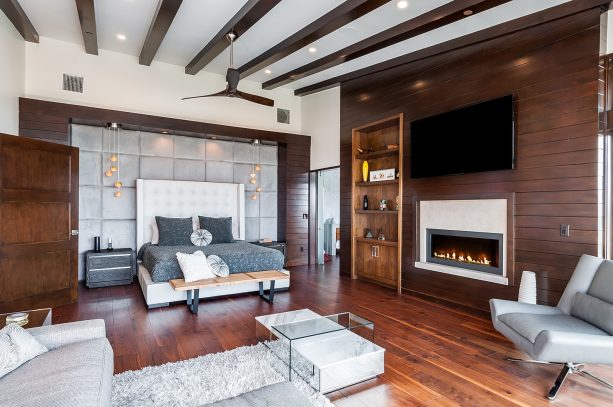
[339,9,603,310]
[18,98,310,267]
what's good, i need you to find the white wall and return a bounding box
[301,87,340,170]
[0,12,25,135]
[25,37,301,133]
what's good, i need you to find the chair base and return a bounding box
[507,358,613,400]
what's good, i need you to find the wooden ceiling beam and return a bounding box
[185,0,282,75]
[263,0,510,90]
[238,0,391,79]
[294,0,613,96]
[0,0,38,42]
[140,0,183,66]
[75,0,98,55]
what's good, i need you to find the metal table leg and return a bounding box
[259,280,276,303]
[188,289,200,314]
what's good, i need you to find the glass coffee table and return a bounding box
[255,309,385,393]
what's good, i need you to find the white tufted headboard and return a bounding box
[136,179,245,250]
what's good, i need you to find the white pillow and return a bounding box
[176,251,216,282]
[0,323,48,379]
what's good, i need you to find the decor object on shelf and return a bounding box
[191,229,213,246]
[364,229,373,238]
[377,231,386,241]
[362,161,369,182]
[395,196,400,211]
[356,147,365,154]
[363,195,368,210]
[370,168,395,182]
[5,312,28,327]
[379,199,387,210]
[93,236,101,252]
[107,237,113,250]
[181,33,274,107]
[518,270,537,304]
[387,144,398,149]
[207,255,230,277]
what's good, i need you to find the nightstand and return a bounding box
[250,241,286,266]
[85,248,136,288]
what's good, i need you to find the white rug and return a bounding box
[112,343,335,407]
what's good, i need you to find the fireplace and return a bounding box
[426,229,503,275]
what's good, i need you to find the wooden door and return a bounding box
[375,245,398,287]
[0,134,79,312]
[355,241,377,280]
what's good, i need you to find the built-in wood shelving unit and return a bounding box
[351,114,403,293]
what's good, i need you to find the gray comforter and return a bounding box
[138,242,285,283]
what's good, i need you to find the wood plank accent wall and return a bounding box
[339,9,604,310]
[18,98,310,267]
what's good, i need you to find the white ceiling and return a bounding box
[18,0,572,93]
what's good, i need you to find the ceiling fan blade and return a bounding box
[237,91,274,107]
[181,90,227,100]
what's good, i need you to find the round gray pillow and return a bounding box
[191,229,212,246]
[207,255,229,277]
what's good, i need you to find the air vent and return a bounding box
[277,108,290,124]
[63,74,83,93]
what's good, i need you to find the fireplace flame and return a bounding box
[433,251,491,266]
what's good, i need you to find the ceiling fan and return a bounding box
[182,33,274,107]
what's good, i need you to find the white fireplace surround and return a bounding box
[415,199,509,285]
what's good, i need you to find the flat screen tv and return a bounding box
[410,95,514,178]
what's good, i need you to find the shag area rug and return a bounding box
[112,342,335,407]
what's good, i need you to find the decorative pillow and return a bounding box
[191,229,212,246]
[199,217,234,244]
[155,216,193,246]
[176,251,215,283]
[571,292,613,335]
[0,323,48,379]
[207,255,230,277]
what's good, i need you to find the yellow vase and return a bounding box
[362,161,369,182]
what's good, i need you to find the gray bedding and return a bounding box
[138,242,285,283]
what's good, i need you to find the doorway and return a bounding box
[315,167,340,264]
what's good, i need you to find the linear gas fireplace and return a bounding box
[426,229,503,275]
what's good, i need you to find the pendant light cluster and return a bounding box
[104,123,122,198]
[249,139,262,200]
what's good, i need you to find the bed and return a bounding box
[136,179,290,308]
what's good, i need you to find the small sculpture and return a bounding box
[365,229,374,238]
[362,161,369,182]
[379,199,387,211]
[377,231,386,241]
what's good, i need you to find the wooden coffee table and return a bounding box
[0,308,52,328]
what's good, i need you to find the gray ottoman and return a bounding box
[206,382,313,407]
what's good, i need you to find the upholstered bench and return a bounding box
[170,270,289,314]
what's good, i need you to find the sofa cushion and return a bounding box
[0,323,48,379]
[206,382,314,407]
[571,292,613,335]
[0,338,113,407]
[498,312,608,343]
[588,260,613,304]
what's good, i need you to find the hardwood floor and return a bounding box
[54,258,613,406]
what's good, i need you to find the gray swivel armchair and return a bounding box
[490,254,613,399]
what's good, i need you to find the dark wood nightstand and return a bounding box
[250,241,286,267]
[84,248,136,288]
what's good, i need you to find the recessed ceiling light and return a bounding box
[308,47,317,53]
[463,9,473,16]
[116,33,126,41]
[264,69,272,74]
[396,1,408,9]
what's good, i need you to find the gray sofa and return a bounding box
[207,382,314,407]
[0,319,113,407]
